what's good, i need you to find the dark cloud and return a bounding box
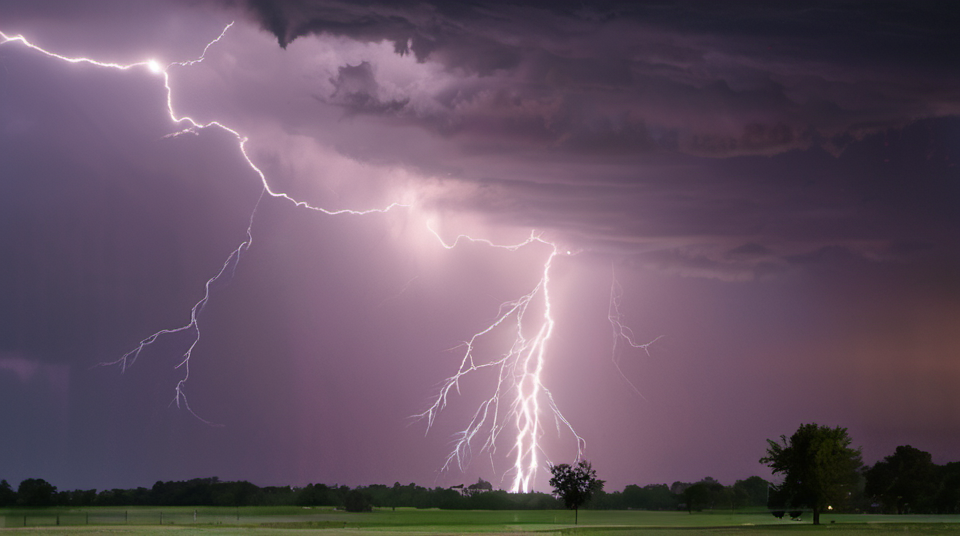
[229,0,960,160]
[238,0,525,74]
[323,61,409,115]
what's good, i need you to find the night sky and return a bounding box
[1,1,959,493]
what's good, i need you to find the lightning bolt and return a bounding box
[608,267,663,398]
[414,229,583,492]
[1,26,405,419]
[2,23,626,492]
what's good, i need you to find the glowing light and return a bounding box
[0,30,157,73]
[0,21,630,491]
[415,228,583,492]
[0,24,405,419]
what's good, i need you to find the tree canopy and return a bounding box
[548,460,604,524]
[0,480,17,507]
[16,478,57,507]
[760,423,862,525]
[865,445,937,514]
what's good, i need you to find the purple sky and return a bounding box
[1,1,959,493]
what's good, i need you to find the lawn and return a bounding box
[3,507,960,535]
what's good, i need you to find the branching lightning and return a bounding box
[608,267,662,398]
[415,229,583,492]
[2,23,649,492]
[1,26,405,419]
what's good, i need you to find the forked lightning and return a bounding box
[1,23,652,492]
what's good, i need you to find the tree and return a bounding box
[933,462,960,514]
[548,460,604,524]
[17,478,57,507]
[865,445,936,514]
[621,483,677,510]
[465,478,493,497]
[760,423,863,525]
[344,489,373,512]
[682,482,710,512]
[0,480,16,507]
[733,476,770,508]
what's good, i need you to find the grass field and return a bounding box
[3,507,960,535]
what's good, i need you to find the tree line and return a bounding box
[0,474,768,511]
[761,423,960,524]
[0,477,561,510]
[2,427,957,515]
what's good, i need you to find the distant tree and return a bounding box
[700,477,727,509]
[682,482,710,512]
[468,489,513,509]
[56,488,97,507]
[767,482,788,519]
[344,489,373,512]
[548,460,604,524]
[621,483,677,510]
[465,478,493,497]
[729,484,750,510]
[0,479,16,507]
[212,480,259,506]
[760,423,863,525]
[733,476,770,508]
[865,445,937,514]
[17,478,57,507]
[676,477,727,511]
[933,462,960,514]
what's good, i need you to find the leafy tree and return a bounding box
[865,445,937,514]
[933,462,960,514]
[760,423,863,525]
[682,482,711,512]
[58,488,97,507]
[729,484,750,510]
[733,476,770,507]
[468,489,512,509]
[548,460,604,524]
[344,489,373,512]
[0,479,16,507]
[299,483,339,507]
[17,478,57,507]
[675,477,729,511]
[620,483,677,510]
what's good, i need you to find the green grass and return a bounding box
[3,507,960,535]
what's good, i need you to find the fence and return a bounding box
[0,508,245,528]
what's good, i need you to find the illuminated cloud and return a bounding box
[193,0,960,277]
[1,0,958,493]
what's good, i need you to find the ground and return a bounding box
[4,507,960,535]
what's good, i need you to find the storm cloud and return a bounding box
[1,1,959,493]
[212,0,960,277]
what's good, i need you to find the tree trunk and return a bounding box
[575,507,578,525]
[812,506,820,525]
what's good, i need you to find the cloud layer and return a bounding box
[203,1,960,279]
